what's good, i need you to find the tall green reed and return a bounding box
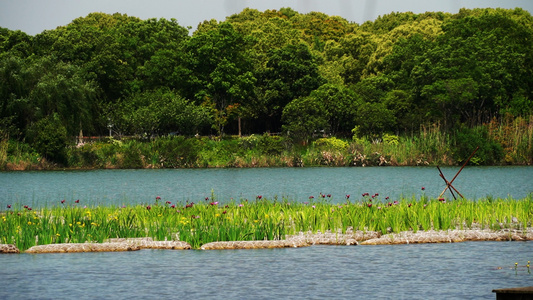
[2,195,532,251]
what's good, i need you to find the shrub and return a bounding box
[383,133,399,145]
[68,144,99,168]
[154,136,201,168]
[314,137,349,152]
[119,141,144,169]
[453,126,503,165]
[257,134,285,155]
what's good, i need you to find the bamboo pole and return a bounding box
[438,146,479,198]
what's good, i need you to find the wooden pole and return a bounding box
[437,166,461,200]
[438,146,479,198]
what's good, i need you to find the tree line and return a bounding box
[1,7,532,160]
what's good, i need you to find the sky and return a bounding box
[1,0,533,35]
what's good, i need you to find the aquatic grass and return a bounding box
[1,195,532,251]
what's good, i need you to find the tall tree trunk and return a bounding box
[238,116,241,137]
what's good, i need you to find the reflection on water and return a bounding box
[0,241,531,299]
[1,166,532,207]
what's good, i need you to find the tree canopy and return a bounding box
[1,7,532,152]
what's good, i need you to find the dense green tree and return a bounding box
[0,28,33,58]
[308,84,360,135]
[290,11,356,50]
[1,7,532,146]
[26,113,68,164]
[354,101,396,138]
[109,89,213,136]
[228,9,303,67]
[409,9,533,128]
[0,56,31,138]
[453,125,504,165]
[0,55,99,139]
[184,22,256,135]
[282,96,328,142]
[258,42,324,132]
[365,18,443,76]
[34,13,190,101]
[28,57,100,137]
[323,31,377,85]
[383,89,418,132]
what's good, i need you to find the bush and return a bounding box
[68,144,100,168]
[239,134,259,150]
[257,134,285,155]
[382,133,399,145]
[314,137,349,152]
[119,141,144,169]
[154,136,202,167]
[453,126,503,165]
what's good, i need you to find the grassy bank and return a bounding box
[1,117,532,170]
[2,195,532,251]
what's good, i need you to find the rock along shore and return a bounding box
[1,228,532,254]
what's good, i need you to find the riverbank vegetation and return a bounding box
[1,7,532,169]
[1,195,531,250]
[1,115,532,169]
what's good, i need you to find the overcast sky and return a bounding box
[1,0,533,35]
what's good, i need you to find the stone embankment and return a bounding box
[1,228,532,253]
[24,242,140,253]
[360,228,533,245]
[22,238,192,253]
[105,237,191,250]
[0,244,20,253]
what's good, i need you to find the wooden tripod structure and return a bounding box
[437,146,479,200]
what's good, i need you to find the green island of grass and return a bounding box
[1,194,532,253]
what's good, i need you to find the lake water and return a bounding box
[1,166,532,208]
[1,241,532,299]
[1,167,532,299]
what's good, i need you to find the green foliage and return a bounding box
[308,84,360,134]
[257,134,285,155]
[259,42,324,131]
[67,144,100,168]
[0,28,33,58]
[119,141,144,169]
[2,196,531,251]
[34,13,190,100]
[109,88,213,136]
[153,136,202,168]
[0,8,532,158]
[354,101,396,137]
[282,96,328,142]
[27,113,68,164]
[0,55,100,140]
[453,126,504,165]
[184,21,256,135]
[314,137,349,152]
[382,133,399,145]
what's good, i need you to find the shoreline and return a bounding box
[2,228,532,254]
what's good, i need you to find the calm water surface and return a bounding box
[1,166,532,208]
[1,241,532,299]
[1,167,532,299]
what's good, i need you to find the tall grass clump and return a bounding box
[0,135,8,169]
[3,139,43,170]
[348,125,453,166]
[488,114,533,165]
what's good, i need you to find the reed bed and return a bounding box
[1,195,532,251]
